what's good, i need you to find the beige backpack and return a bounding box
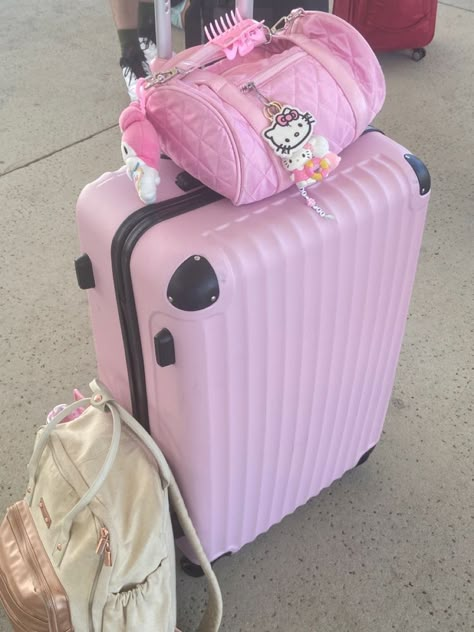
[0,380,222,631]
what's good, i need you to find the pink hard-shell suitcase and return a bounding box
[75,129,430,569]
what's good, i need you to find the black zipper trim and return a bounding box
[111,186,223,432]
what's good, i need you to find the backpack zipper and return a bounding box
[45,437,113,632]
[9,505,60,628]
[88,525,111,632]
[9,503,107,632]
[96,527,112,567]
[0,567,48,630]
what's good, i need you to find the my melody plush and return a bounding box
[119,80,161,205]
[119,82,341,218]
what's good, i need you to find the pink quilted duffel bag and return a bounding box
[120,9,385,206]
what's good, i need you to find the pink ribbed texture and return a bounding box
[76,132,428,563]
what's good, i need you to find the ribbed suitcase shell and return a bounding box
[76,132,429,562]
[333,0,437,52]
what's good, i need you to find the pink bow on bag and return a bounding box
[276,108,299,126]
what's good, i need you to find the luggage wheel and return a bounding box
[180,552,231,578]
[180,556,205,578]
[356,445,376,467]
[411,48,426,62]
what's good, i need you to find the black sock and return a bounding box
[118,29,143,58]
[138,2,156,43]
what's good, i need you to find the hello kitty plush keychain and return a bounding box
[243,83,341,219]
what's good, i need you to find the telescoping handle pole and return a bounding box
[154,0,255,59]
[155,0,173,59]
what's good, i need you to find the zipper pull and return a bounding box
[104,542,112,567]
[241,82,282,120]
[241,82,271,105]
[96,528,110,558]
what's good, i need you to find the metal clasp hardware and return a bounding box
[270,15,288,34]
[262,24,273,45]
[145,67,179,89]
[241,82,282,120]
[270,8,304,35]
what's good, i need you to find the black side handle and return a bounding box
[75,254,95,290]
[154,328,176,367]
[175,171,202,192]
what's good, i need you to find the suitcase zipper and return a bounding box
[110,13,304,431]
[111,187,222,430]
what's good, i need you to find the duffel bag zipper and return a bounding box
[238,49,306,95]
[218,36,306,81]
[147,9,305,88]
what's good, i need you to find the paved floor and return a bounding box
[0,2,472,631]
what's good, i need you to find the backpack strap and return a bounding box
[90,381,223,632]
[167,478,223,632]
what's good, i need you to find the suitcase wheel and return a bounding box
[356,445,376,467]
[180,556,205,578]
[411,48,426,62]
[180,552,232,578]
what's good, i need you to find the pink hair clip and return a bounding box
[204,9,269,60]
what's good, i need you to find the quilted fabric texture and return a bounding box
[288,12,386,123]
[147,12,385,205]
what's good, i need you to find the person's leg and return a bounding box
[109,0,156,100]
[170,0,191,30]
[138,0,156,44]
[137,0,159,64]
[109,0,140,30]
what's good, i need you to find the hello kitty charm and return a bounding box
[263,105,316,156]
[241,82,341,218]
[261,101,341,219]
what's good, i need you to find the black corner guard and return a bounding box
[404,154,431,196]
[75,254,95,289]
[167,255,219,311]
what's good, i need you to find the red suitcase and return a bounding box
[332,0,437,61]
